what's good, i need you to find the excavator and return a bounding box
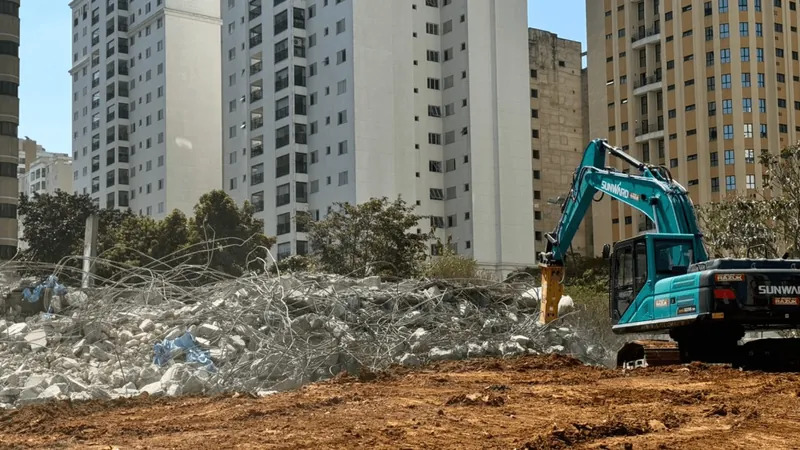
[537,138,800,370]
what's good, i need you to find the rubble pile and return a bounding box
[0,273,607,408]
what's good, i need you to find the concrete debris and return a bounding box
[0,272,604,409]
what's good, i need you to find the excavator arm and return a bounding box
[536,139,708,323]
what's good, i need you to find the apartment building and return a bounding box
[19,153,74,199]
[69,0,222,218]
[0,0,19,261]
[222,0,534,275]
[529,28,592,258]
[17,138,45,178]
[17,149,74,251]
[587,0,800,256]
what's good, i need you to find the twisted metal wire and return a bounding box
[0,241,620,403]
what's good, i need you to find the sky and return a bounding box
[18,0,587,158]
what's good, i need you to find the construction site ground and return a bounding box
[2,354,800,450]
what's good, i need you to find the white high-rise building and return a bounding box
[222,0,535,275]
[69,0,223,217]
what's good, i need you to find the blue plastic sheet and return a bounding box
[22,275,68,303]
[153,331,216,371]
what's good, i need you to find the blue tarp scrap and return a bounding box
[152,331,216,371]
[22,275,68,303]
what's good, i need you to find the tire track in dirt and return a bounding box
[1,354,799,449]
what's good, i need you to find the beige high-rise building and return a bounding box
[529,28,592,257]
[0,0,19,261]
[587,0,800,256]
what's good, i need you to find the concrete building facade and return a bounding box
[19,153,73,199]
[528,28,592,258]
[223,0,535,275]
[587,0,800,255]
[0,0,19,261]
[17,138,45,178]
[16,149,74,250]
[69,0,222,218]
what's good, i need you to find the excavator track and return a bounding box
[616,339,681,369]
[617,337,800,372]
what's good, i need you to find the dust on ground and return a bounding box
[2,353,800,449]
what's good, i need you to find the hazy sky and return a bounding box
[18,0,586,157]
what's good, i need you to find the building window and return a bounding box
[724,149,735,164]
[726,175,736,191]
[723,125,733,139]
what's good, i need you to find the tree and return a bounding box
[17,191,96,265]
[697,144,800,258]
[188,190,275,276]
[18,189,276,283]
[696,193,779,258]
[760,146,800,257]
[299,196,433,278]
[425,235,478,279]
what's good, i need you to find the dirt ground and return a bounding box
[2,354,800,450]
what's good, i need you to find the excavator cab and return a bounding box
[605,233,698,325]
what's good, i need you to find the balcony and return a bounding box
[249,33,262,48]
[275,74,289,92]
[251,172,264,185]
[293,8,306,29]
[296,182,308,203]
[251,87,263,103]
[294,67,306,87]
[294,124,307,145]
[251,141,264,158]
[249,0,262,21]
[634,124,665,143]
[633,73,663,96]
[631,26,661,49]
[295,153,308,174]
[277,221,291,235]
[251,116,264,130]
[250,60,263,76]
[276,193,290,207]
[294,40,306,58]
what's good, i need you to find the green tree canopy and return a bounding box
[17,189,275,283]
[298,196,433,278]
[17,190,96,265]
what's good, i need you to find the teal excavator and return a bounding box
[537,138,800,370]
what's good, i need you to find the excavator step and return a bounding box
[616,339,681,369]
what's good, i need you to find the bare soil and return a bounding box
[2,354,800,449]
